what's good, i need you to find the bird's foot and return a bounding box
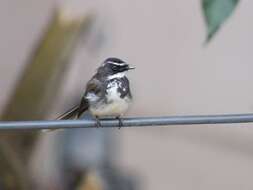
[116,116,123,129]
[95,116,102,128]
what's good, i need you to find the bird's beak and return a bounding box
[127,66,135,70]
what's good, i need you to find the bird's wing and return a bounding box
[77,78,103,118]
[56,78,103,120]
[85,78,104,96]
[77,97,89,118]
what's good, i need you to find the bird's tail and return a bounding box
[56,105,80,120]
[42,106,80,132]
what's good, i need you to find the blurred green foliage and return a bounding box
[202,0,239,42]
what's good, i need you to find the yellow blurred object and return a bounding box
[77,171,104,190]
[0,7,94,190]
[1,9,93,121]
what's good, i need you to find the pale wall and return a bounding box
[1,0,253,189]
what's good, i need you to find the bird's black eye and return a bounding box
[112,65,118,71]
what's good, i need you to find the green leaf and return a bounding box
[202,0,239,42]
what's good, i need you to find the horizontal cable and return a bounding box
[0,113,253,130]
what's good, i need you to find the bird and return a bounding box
[57,57,134,128]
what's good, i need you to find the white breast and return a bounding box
[89,80,131,117]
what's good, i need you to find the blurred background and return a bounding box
[1,0,253,190]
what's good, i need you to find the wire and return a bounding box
[0,113,253,130]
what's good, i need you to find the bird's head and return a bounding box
[98,57,134,79]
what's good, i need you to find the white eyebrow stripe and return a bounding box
[107,61,126,66]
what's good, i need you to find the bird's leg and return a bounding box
[95,116,102,128]
[116,116,123,129]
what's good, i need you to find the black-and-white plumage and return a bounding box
[57,57,134,126]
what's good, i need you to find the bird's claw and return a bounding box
[95,116,102,128]
[116,116,123,129]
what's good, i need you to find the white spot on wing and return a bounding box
[85,92,99,102]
